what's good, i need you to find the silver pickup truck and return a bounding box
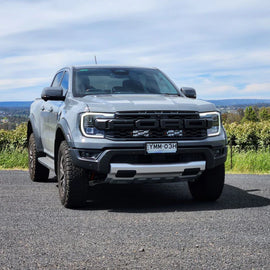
[27,66,227,208]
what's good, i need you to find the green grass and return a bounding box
[226,149,270,174]
[0,147,269,174]
[0,148,28,169]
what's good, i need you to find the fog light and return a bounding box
[213,148,222,157]
[80,151,101,159]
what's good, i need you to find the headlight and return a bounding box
[80,112,114,138]
[199,111,221,137]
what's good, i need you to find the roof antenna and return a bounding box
[94,56,97,65]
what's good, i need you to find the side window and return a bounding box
[61,71,69,95]
[51,71,64,87]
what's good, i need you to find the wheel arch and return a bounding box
[27,121,33,143]
[27,115,43,152]
[54,119,74,173]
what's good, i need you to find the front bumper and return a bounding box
[106,161,206,183]
[69,145,227,183]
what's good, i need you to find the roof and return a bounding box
[55,65,160,77]
[71,65,158,70]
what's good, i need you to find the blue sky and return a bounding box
[1,0,270,101]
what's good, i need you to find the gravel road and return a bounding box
[0,171,269,269]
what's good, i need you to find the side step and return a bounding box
[38,156,55,171]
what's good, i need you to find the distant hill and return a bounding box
[1,99,270,109]
[0,101,32,108]
[206,99,270,107]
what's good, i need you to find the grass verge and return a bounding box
[0,148,28,170]
[0,148,269,175]
[226,149,270,174]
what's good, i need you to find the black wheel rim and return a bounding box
[59,155,66,196]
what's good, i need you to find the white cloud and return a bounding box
[0,0,157,37]
[0,0,270,100]
[241,83,270,94]
[0,77,49,90]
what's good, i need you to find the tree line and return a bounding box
[0,106,270,152]
[222,106,270,124]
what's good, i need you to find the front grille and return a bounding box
[102,111,208,140]
[106,128,207,140]
[115,111,199,120]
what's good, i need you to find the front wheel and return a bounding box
[188,164,225,201]
[57,140,88,208]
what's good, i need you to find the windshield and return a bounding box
[73,67,180,96]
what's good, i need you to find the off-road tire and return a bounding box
[28,133,50,182]
[57,140,88,208]
[188,163,225,201]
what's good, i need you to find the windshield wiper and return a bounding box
[162,93,180,96]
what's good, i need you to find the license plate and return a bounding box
[146,142,178,154]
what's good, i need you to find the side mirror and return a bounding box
[180,87,197,99]
[41,87,65,101]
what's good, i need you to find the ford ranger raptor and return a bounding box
[27,66,227,208]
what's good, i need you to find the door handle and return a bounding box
[41,106,45,111]
[49,107,53,112]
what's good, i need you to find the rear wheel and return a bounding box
[188,163,225,201]
[57,140,88,208]
[28,133,49,182]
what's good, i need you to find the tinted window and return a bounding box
[73,68,180,97]
[51,71,64,87]
[61,71,69,95]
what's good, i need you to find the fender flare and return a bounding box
[54,118,74,172]
[55,118,75,148]
[28,114,43,153]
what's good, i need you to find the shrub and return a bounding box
[0,123,27,150]
[224,121,270,150]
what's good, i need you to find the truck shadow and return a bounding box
[83,181,270,213]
